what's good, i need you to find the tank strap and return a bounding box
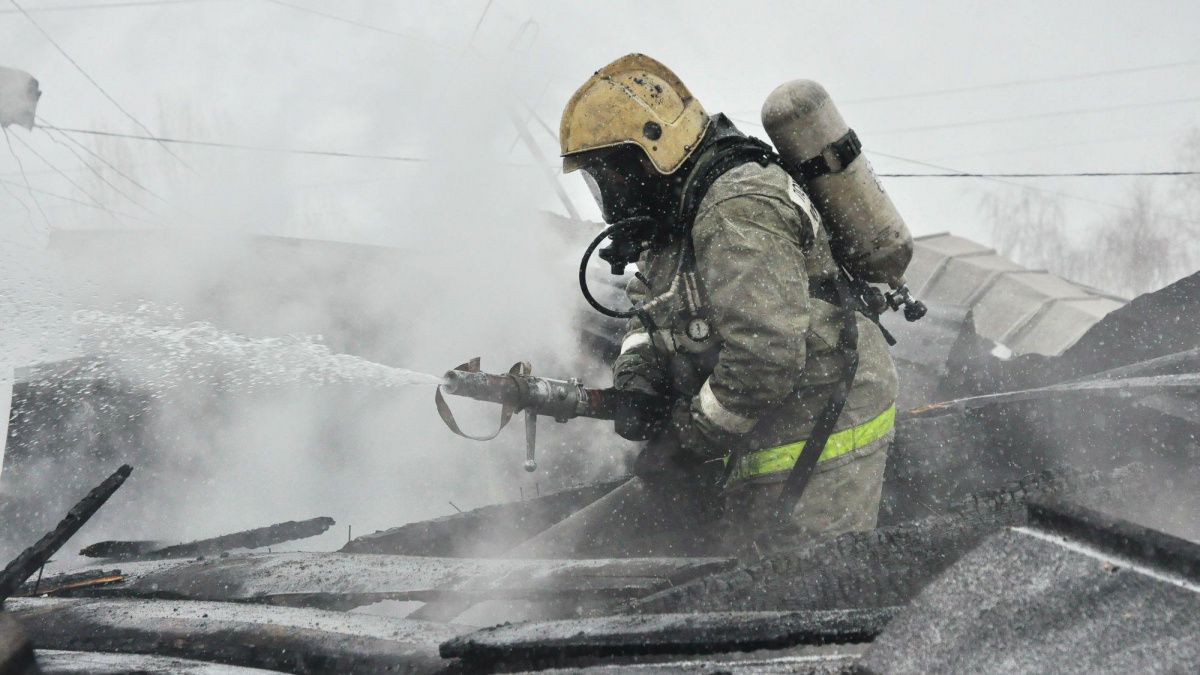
[791,129,863,180]
[675,134,781,231]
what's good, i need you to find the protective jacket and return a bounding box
[613,125,899,489]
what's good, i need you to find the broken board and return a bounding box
[8,597,463,674]
[25,552,735,612]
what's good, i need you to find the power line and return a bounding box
[261,0,571,82]
[8,130,127,224]
[0,175,35,223]
[8,0,191,169]
[47,124,1200,178]
[727,58,1200,115]
[2,127,51,229]
[38,116,167,203]
[732,115,1199,178]
[842,59,1200,105]
[871,96,1200,136]
[259,0,454,51]
[47,126,427,162]
[0,174,152,222]
[36,125,159,216]
[466,0,494,51]
[869,149,1200,226]
[0,0,221,14]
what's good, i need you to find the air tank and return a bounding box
[761,80,913,287]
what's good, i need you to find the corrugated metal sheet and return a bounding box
[912,233,1123,355]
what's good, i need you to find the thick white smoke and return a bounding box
[0,6,638,562]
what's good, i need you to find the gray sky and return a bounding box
[2,0,1199,244]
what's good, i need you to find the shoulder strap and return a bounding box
[676,135,780,231]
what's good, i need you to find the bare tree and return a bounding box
[983,189,1069,272]
[984,127,1200,298]
[1092,181,1176,295]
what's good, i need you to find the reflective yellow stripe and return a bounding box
[727,405,896,483]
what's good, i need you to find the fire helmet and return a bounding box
[560,54,710,176]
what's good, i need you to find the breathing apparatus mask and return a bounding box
[573,144,685,318]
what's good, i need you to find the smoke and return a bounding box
[0,7,643,562]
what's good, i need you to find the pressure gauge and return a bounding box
[686,318,711,342]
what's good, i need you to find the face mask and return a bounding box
[579,147,672,224]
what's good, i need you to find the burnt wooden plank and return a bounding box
[0,465,131,601]
[140,517,336,560]
[441,608,896,667]
[34,552,735,608]
[37,649,281,674]
[9,598,461,674]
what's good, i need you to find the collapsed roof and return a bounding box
[2,231,1199,673]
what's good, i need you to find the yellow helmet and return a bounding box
[560,54,710,176]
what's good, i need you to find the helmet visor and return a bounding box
[574,147,663,224]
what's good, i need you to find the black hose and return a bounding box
[578,221,639,319]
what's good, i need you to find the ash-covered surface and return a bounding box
[532,653,859,674]
[860,507,1200,674]
[341,479,627,557]
[8,597,464,674]
[37,649,283,674]
[27,551,734,609]
[632,465,1144,615]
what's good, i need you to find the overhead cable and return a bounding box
[0,174,152,222]
[36,125,158,216]
[9,131,128,224]
[8,0,191,169]
[0,0,221,14]
[259,0,454,51]
[869,149,1200,226]
[727,58,1200,115]
[47,124,1200,178]
[1,127,51,228]
[38,116,166,202]
[843,59,1200,104]
[47,126,426,162]
[871,96,1200,136]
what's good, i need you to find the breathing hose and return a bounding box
[578,220,641,319]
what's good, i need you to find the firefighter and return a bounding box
[559,54,899,545]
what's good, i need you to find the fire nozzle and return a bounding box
[435,359,666,473]
[440,369,596,422]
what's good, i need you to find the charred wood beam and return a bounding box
[137,517,336,560]
[29,552,734,615]
[15,570,124,598]
[440,608,896,668]
[78,541,164,560]
[8,597,460,675]
[35,649,279,674]
[0,465,132,602]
